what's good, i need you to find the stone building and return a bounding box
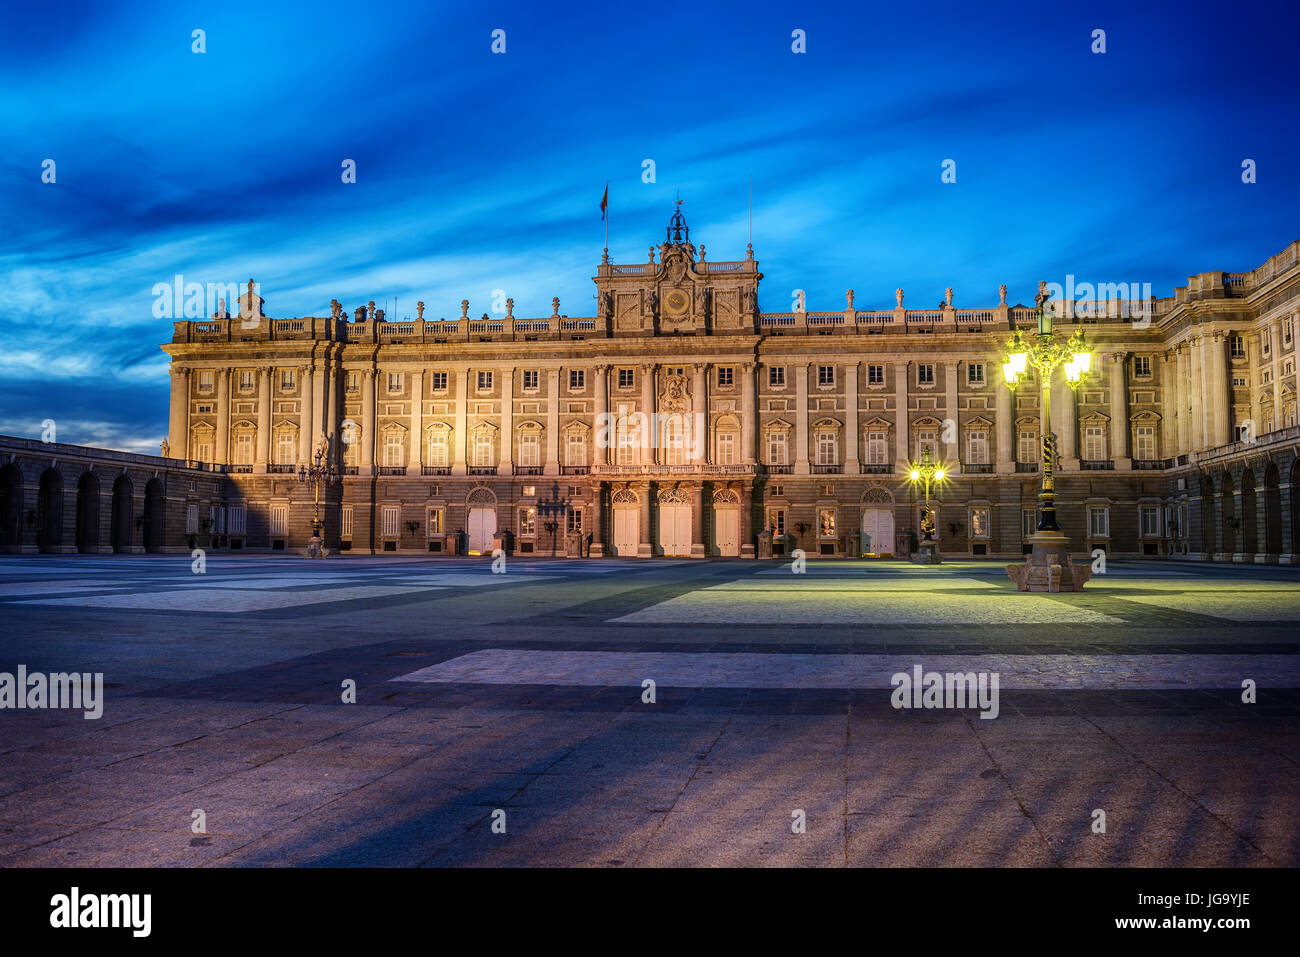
[2,206,1297,560]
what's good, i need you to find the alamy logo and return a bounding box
[50,887,151,937]
[890,664,1000,719]
[0,666,103,719]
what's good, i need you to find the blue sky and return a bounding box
[1,0,1296,452]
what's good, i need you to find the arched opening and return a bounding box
[76,471,100,553]
[1199,475,1215,556]
[37,468,64,553]
[1241,469,1257,557]
[1219,472,1235,557]
[143,478,165,552]
[1264,463,1281,558]
[0,463,24,552]
[111,475,134,553]
[1291,460,1300,559]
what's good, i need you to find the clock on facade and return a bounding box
[664,288,689,317]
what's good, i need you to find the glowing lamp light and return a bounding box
[934,469,946,481]
[1064,361,1080,383]
[1073,351,1092,374]
[909,469,921,481]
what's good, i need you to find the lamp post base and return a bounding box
[1005,530,1090,592]
[303,535,329,559]
[912,540,941,565]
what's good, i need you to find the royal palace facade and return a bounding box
[2,208,1299,561]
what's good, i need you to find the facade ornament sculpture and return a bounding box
[551,297,561,317]
[1035,281,1051,315]
[160,438,170,458]
[416,301,425,320]
[330,299,341,319]
[846,289,855,308]
[999,284,1008,305]
[460,299,470,319]
[895,288,904,308]
[945,287,954,307]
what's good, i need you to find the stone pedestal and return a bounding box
[913,540,941,564]
[303,535,328,559]
[1005,530,1091,591]
[756,531,772,560]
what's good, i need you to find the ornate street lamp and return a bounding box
[1002,283,1094,590]
[297,437,338,559]
[537,481,571,558]
[905,446,947,563]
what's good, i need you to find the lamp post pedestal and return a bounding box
[915,540,941,565]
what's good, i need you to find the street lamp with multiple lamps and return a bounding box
[905,446,947,563]
[297,438,338,559]
[1001,283,1094,590]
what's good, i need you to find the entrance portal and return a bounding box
[861,508,895,557]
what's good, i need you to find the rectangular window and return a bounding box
[967,363,985,385]
[522,370,539,391]
[867,365,884,386]
[1088,506,1110,538]
[1261,331,1271,357]
[1084,426,1106,460]
[205,502,224,533]
[818,365,835,386]
[186,504,199,535]
[617,368,634,389]
[1133,355,1152,377]
[566,432,585,467]
[228,504,246,536]
[280,369,295,391]
[969,507,990,538]
[473,433,493,467]
[816,432,837,466]
[519,507,537,537]
[1021,507,1037,538]
[426,507,442,536]
[341,506,355,539]
[477,371,493,391]
[818,509,836,537]
[384,433,405,467]
[866,431,887,465]
[967,430,988,465]
[767,431,788,466]
[428,434,448,467]
[1018,429,1038,462]
[767,508,786,536]
[1232,375,1248,387]
[234,432,254,465]
[716,433,735,465]
[518,433,539,467]
[1139,505,1161,538]
[1229,335,1245,360]
[431,371,448,391]
[617,427,635,466]
[567,509,583,534]
[199,369,214,392]
[381,506,399,538]
[717,367,734,387]
[192,438,212,462]
[238,370,255,392]
[917,430,936,461]
[387,372,403,393]
[917,364,935,385]
[571,369,588,390]
[1135,425,1156,460]
[768,366,786,387]
[270,505,288,537]
[275,431,295,465]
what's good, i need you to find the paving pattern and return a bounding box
[0,554,1297,867]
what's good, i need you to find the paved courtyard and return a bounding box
[0,554,1297,867]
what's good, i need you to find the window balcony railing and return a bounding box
[859,463,893,474]
[1132,458,1170,470]
[268,464,296,473]
[766,464,794,474]
[1015,461,1039,473]
[343,466,360,475]
[514,465,543,475]
[812,464,843,474]
[422,465,451,475]
[378,466,405,475]
[561,465,590,474]
[1080,459,1115,470]
[963,463,993,474]
[468,466,496,475]
[227,464,253,473]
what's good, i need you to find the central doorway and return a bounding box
[860,485,896,558]
[467,508,497,553]
[658,488,691,557]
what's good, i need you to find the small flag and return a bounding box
[600,182,608,220]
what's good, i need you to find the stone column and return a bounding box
[214,368,230,464]
[1160,352,1177,459]
[1209,333,1231,447]
[844,361,859,473]
[995,372,1013,473]
[325,362,339,465]
[1110,352,1130,467]
[360,369,375,470]
[498,367,513,475]
[590,365,605,468]
[692,363,707,465]
[795,363,810,474]
[168,368,189,461]
[637,481,652,557]
[299,365,314,463]
[546,368,561,474]
[740,482,755,558]
[944,361,959,470]
[407,370,424,475]
[893,361,909,469]
[453,367,469,475]
[741,361,756,464]
[1271,322,1283,431]
[1054,376,1078,466]
[1190,338,1206,450]
[312,363,327,458]
[643,364,657,465]
[691,482,705,558]
[256,368,271,471]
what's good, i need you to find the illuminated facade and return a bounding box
[2,209,1298,561]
